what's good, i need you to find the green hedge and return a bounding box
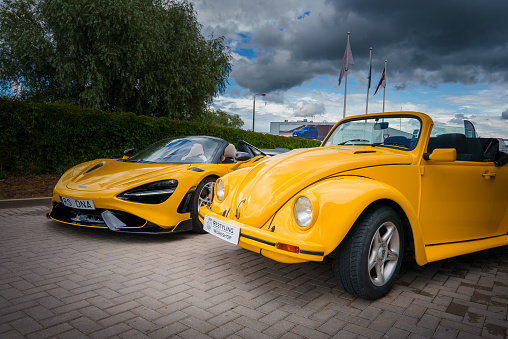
[0,98,321,174]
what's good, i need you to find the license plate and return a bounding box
[204,215,240,245]
[60,196,96,210]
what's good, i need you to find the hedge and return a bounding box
[0,98,321,174]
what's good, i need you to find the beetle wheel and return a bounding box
[335,205,404,299]
[191,177,216,233]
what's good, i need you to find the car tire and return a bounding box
[191,176,217,233]
[334,205,404,299]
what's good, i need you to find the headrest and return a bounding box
[224,144,236,158]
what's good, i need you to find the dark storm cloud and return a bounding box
[231,52,332,93]
[231,0,508,93]
[502,109,508,120]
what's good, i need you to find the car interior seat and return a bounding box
[222,144,237,163]
[182,143,207,162]
[427,133,484,162]
[384,136,411,148]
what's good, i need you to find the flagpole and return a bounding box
[365,47,372,114]
[343,32,350,119]
[382,60,387,112]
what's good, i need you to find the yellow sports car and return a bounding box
[48,136,268,233]
[201,112,508,299]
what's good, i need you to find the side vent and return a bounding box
[83,162,104,175]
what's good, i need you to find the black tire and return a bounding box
[334,205,404,299]
[191,176,217,233]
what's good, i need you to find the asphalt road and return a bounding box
[0,201,507,338]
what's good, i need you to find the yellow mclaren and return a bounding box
[201,112,508,299]
[48,136,268,234]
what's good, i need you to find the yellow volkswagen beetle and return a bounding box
[49,136,269,234]
[201,112,508,299]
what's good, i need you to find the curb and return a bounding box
[0,197,52,209]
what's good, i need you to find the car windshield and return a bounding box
[125,137,223,164]
[322,115,422,150]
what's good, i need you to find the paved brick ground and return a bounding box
[1,205,507,338]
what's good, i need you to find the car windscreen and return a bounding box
[125,137,223,164]
[322,115,422,150]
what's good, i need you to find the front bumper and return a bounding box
[48,201,192,234]
[201,208,325,263]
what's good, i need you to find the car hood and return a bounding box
[228,146,413,226]
[64,159,192,192]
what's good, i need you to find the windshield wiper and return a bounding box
[383,141,410,148]
[338,139,370,145]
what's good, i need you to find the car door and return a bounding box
[492,161,508,233]
[419,133,505,245]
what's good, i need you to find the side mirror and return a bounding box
[123,148,135,159]
[235,151,252,161]
[423,148,456,162]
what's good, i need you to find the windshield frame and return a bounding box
[322,114,423,151]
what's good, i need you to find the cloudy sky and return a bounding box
[191,0,508,137]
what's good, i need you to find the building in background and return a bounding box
[270,120,335,141]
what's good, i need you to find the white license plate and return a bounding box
[204,215,241,245]
[60,196,96,210]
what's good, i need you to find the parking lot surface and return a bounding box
[1,204,507,338]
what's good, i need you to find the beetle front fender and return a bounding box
[273,176,428,264]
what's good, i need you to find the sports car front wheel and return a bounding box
[334,205,404,299]
[191,176,217,233]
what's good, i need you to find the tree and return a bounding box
[202,109,244,129]
[0,0,232,121]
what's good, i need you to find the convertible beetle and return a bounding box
[48,136,268,233]
[201,112,508,299]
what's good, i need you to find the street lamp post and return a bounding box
[252,93,266,132]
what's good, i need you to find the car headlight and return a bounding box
[216,179,225,201]
[293,196,313,227]
[117,179,178,204]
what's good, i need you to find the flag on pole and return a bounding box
[373,67,386,96]
[367,51,372,89]
[338,38,354,86]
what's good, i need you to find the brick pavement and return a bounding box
[0,205,507,338]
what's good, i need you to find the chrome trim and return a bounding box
[235,199,246,219]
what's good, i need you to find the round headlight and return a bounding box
[294,196,312,227]
[216,179,225,201]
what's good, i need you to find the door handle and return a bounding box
[482,171,496,179]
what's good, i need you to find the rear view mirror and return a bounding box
[374,122,389,130]
[123,148,135,159]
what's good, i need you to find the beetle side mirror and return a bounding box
[235,151,252,161]
[423,148,456,162]
[123,148,135,159]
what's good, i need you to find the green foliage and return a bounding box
[0,98,320,174]
[0,0,232,121]
[202,109,244,129]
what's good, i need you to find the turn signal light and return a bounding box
[276,242,300,253]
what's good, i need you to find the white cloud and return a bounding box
[293,101,325,117]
